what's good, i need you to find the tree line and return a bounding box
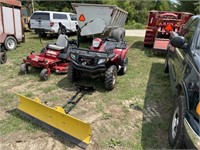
[22,0,200,28]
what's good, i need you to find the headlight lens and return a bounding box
[98,58,106,64]
[70,54,76,60]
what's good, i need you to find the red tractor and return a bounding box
[144,11,193,53]
[68,37,129,91]
[20,34,77,80]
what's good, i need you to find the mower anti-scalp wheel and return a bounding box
[168,95,186,148]
[119,57,128,75]
[105,65,117,91]
[4,36,17,50]
[20,63,29,74]
[40,69,49,81]
[0,51,7,64]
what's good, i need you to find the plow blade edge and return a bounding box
[16,93,91,149]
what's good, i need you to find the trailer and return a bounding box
[144,11,193,53]
[0,0,25,51]
[71,3,128,41]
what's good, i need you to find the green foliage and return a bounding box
[27,0,198,28]
[159,0,170,11]
[176,0,196,14]
[125,20,145,29]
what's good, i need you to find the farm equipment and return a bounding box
[0,0,25,50]
[144,11,193,53]
[20,23,78,80]
[16,85,95,148]
[72,3,128,44]
[68,37,129,91]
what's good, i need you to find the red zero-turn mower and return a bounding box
[68,36,129,91]
[20,34,77,81]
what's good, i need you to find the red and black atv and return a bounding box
[20,23,78,80]
[68,37,129,91]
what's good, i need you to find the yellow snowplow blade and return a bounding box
[16,93,91,148]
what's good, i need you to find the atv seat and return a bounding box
[47,35,69,50]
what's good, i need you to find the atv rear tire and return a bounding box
[0,51,7,64]
[105,65,117,91]
[68,64,78,82]
[40,69,49,81]
[119,57,128,75]
[20,63,29,74]
[4,36,17,50]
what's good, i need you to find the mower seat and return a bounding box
[47,35,69,50]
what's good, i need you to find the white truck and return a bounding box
[71,3,128,41]
[30,11,78,37]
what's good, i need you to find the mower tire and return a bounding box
[20,63,29,74]
[40,69,49,81]
[0,51,7,64]
[119,57,128,75]
[4,36,17,50]
[105,65,117,91]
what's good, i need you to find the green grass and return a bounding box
[0,32,172,149]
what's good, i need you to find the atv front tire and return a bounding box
[40,69,49,81]
[0,51,7,64]
[20,63,29,74]
[119,57,128,75]
[68,64,78,82]
[105,65,117,91]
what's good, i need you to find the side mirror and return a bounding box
[170,35,186,49]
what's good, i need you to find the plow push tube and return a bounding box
[16,93,91,149]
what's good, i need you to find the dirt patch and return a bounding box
[1,130,82,150]
[0,108,9,120]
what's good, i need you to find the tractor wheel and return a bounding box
[4,36,17,50]
[20,63,29,74]
[119,57,128,75]
[0,51,7,64]
[168,95,186,149]
[68,64,79,82]
[105,65,117,91]
[111,28,123,42]
[40,69,49,81]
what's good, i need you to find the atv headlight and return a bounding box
[70,53,76,60]
[98,58,106,64]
